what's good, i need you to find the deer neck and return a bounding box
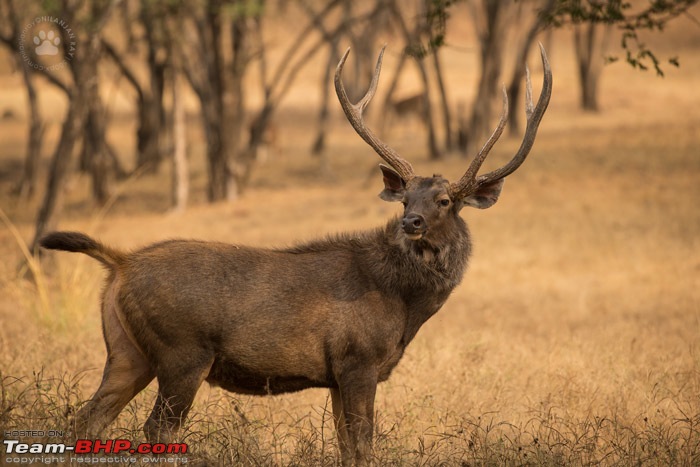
[362,217,472,341]
[383,216,471,344]
[386,215,471,287]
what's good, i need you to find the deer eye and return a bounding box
[438,199,450,207]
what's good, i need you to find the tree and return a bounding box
[102,0,171,173]
[170,65,189,213]
[306,0,402,164]
[544,0,698,76]
[573,21,611,111]
[461,0,513,157]
[507,0,555,133]
[29,0,118,253]
[388,0,440,159]
[0,0,47,200]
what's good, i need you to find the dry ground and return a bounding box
[1,5,699,466]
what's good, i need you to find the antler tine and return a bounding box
[335,46,415,181]
[450,86,509,198]
[474,43,552,187]
[451,43,552,199]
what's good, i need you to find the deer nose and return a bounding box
[402,213,426,235]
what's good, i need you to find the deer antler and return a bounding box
[451,43,552,199]
[335,46,415,182]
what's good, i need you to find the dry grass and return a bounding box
[1,6,699,465]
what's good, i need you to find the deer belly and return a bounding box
[206,358,334,395]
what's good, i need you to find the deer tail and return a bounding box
[40,231,126,269]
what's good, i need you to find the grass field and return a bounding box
[1,6,699,466]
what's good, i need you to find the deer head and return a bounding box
[335,45,552,242]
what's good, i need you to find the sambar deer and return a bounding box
[381,92,427,137]
[40,44,551,466]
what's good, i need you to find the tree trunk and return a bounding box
[464,0,509,157]
[507,0,554,136]
[311,43,340,158]
[29,0,116,255]
[137,1,167,171]
[574,22,610,112]
[413,56,440,159]
[101,38,160,175]
[468,56,503,156]
[3,4,43,200]
[380,51,408,137]
[186,0,243,202]
[201,98,232,202]
[170,70,188,212]
[431,48,452,151]
[83,63,112,205]
[227,15,250,197]
[14,60,44,199]
[30,93,88,252]
[389,0,441,159]
[136,94,163,171]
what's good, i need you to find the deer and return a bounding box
[39,44,552,466]
[381,92,427,137]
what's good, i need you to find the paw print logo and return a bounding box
[33,30,61,56]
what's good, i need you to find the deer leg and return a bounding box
[74,354,153,438]
[330,387,353,466]
[143,358,212,443]
[337,366,378,467]
[74,301,154,438]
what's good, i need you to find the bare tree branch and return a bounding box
[102,38,145,103]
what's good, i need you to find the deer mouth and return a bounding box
[404,232,424,241]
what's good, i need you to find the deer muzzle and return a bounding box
[402,213,426,240]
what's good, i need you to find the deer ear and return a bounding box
[378,164,406,202]
[460,179,504,210]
